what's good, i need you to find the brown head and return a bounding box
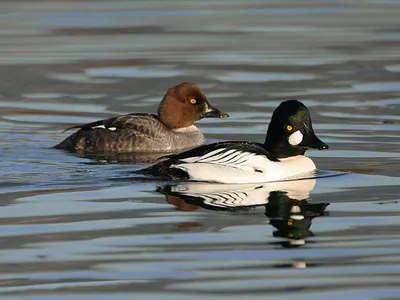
[157,82,229,130]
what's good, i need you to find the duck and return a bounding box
[54,82,229,153]
[138,100,329,183]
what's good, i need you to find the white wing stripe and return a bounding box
[200,149,237,163]
[181,148,259,167]
[222,153,257,167]
[206,150,241,164]
[220,152,256,166]
[201,148,226,159]
[225,152,252,165]
[181,148,226,163]
[221,153,244,164]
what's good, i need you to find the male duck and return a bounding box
[54,82,229,153]
[139,100,328,183]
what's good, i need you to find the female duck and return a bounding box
[139,100,329,183]
[54,82,229,153]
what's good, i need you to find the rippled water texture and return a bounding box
[0,0,399,299]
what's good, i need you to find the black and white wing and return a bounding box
[165,142,279,183]
[168,142,278,164]
[138,142,279,182]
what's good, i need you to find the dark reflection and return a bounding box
[157,179,329,248]
[266,192,329,248]
[61,150,167,165]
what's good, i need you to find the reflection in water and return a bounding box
[158,178,329,248]
[267,192,329,248]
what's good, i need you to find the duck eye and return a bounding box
[286,125,293,131]
[189,98,197,104]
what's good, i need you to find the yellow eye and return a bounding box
[190,98,197,104]
[286,125,293,131]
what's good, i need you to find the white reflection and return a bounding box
[166,178,316,208]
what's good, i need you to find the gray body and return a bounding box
[54,114,205,153]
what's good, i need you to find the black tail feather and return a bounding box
[136,158,189,180]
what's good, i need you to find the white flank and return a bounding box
[92,125,106,129]
[171,153,270,183]
[171,155,317,184]
[288,130,303,145]
[172,125,198,133]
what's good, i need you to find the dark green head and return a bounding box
[264,100,328,158]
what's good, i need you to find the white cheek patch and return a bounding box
[288,130,303,146]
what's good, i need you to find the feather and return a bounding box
[62,113,155,132]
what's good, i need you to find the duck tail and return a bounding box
[53,131,83,151]
[136,157,189,180]
[135,159,172,176]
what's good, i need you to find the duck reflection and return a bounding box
[157,178,329,248]
[266,190,328,248]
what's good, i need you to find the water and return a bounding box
[0,0,400,299]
